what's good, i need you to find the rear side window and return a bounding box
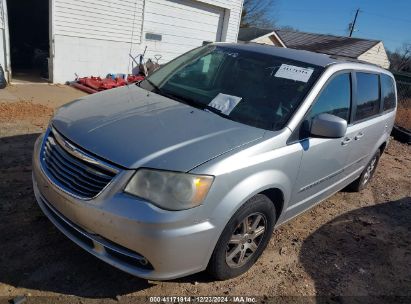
[381,74,396,111]
[307,73,351,122]
[354,73,380,121]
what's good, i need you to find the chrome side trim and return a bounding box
[51,127,119,174]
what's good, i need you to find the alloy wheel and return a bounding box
[363,156,377,185]
[225,212,267,268]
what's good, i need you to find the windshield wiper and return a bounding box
[143,78,163,93]
[151,87,206,111]
[164,93,229,119]
[146,80,194,107]
[203,105,229,118]
[142,80,228,118]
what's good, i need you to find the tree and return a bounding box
[241,0,277,28]
[388,42,411,72]
[278,25,300,32]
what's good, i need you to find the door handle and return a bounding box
[354,132,364,140]
[341,137,352,146]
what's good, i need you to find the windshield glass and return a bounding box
[141,45,324,131]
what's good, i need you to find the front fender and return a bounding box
[211,170,291,225]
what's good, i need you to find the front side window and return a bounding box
[307,73,351,122]
[354,73,380,121]
[293,73,351,140]
[381,74,396,111]
[142,45,324,131]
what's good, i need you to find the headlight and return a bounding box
[124,169,214,210]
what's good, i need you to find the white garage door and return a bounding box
[143,0,225,61]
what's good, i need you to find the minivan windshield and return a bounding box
[141,45,324,131]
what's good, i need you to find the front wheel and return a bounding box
[207,194,276,280]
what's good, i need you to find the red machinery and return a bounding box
[69,47,159,94]
[70,74,145,94]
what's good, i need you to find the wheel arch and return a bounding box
[379,141,387,154]
[203,171,292,270]
[259,188,285,221]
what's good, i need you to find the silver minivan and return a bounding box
[32,43,397,280]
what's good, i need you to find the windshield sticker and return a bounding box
[208,93,242,115]
[274,64,314,82]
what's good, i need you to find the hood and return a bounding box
[52,85,264,171]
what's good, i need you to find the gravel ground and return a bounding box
[0,86,410,304]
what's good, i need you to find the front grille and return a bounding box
[41,128,118,199]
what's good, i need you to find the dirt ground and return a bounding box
[0,84,410,303]
[396,106,411,130]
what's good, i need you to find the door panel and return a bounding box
[287,137,350,217]
[344,117,385,180]
[286,72,352,218]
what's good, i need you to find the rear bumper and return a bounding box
[32,134,217,280]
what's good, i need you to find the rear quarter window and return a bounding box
[381,74,396,111]
[354,72,380,122]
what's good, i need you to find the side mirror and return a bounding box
[310,113,347,138]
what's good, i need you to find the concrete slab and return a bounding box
[0,84,87,107]
[0,89,19,102]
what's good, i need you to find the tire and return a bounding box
[347,150,381,192]
[392,124,411,144]
[207,194,276,280]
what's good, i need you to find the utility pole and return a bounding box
[349,9,360,37]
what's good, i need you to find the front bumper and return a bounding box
[32,134,217,280]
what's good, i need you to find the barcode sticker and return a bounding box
[275,64,314,82]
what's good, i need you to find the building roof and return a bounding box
[238,27,274,42]
[275,30,381,58]
[238,27,382,59]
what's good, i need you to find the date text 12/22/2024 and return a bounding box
[149,296,257,303]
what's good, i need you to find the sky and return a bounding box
[272,0,411,52]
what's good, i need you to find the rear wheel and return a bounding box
[348,150,380,192]
[207,194,275,280]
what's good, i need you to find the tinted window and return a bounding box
[307,73,351,121]
[381,74,396,111]
[167,52,225,90]
[354,73,380,121]
[293,73,351,140]
[143,45,324,131]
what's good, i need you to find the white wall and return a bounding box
[0,29,5,79]
[358,41,390,69]
[0,0,8,80]
[52,0,244,83]
[199,0,243,42]
[52,0,144,83]
[53,0,144,44]
[140,0,225,62]
[251,33,285,47]
[52,35,133,83]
